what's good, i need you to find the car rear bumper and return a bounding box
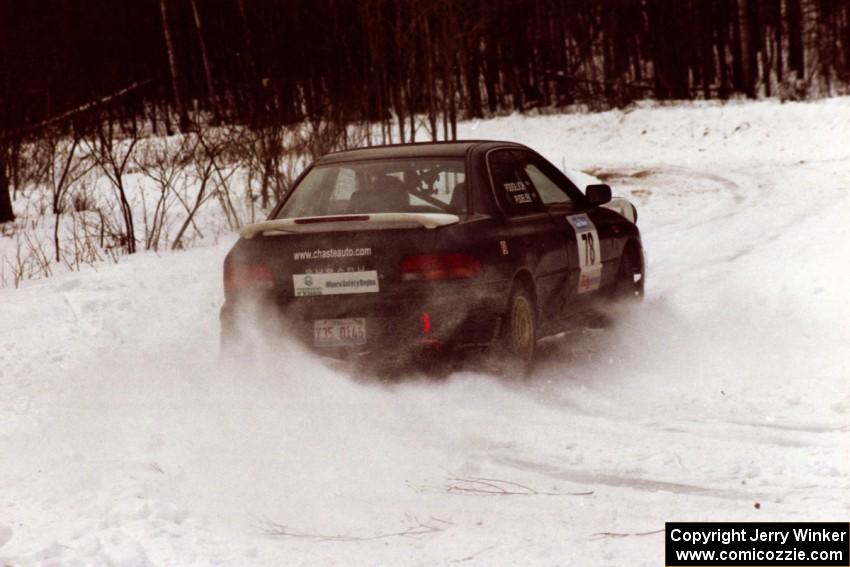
[220,283,503,357]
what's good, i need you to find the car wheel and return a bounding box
[613,244,644,300]
[500,285,537,375]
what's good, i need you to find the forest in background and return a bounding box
[1,0,849,229]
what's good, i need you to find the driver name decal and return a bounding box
[504,180,533,204]
[293,270,380,296]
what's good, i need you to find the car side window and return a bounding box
[487,150,543,216]
[512,150,581,206]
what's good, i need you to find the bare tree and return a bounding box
[0,141,13,223]
[159,0,190,131]
[787,0,806,80]
[737,0,755,98]
[189,0,220,121]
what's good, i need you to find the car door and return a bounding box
[486,149,571,325]
[511,150,622,315]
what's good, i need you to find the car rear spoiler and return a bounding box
[241,212,461,239]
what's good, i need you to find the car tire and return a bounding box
[612,243,644,300]
[499,285,537,376]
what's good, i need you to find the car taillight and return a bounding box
[400,253,481,281]
[224,262,274,292]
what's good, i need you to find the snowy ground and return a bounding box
[1,99,848,566]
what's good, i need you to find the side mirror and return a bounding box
[585,184,612,206]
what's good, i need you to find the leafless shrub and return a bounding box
[235,123,292,212]
[1,231,28,288]
[40,129,93,263]
[70,181,95,213]
[779,72,810,102]
[92,201,133,263]
[23,229,53,279]
[10,137,53,200]
[59,210,116,271]
[1,115,377,288]
[134,134,193,251]
[292,117,352,161]
[170,129,238,249]
[0,221,55,287]
[233,119,359,222]
[194,126,242,230]
[84,121,141,255]
[8,207,122,283]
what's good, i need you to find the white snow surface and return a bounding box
[2,99,849,565]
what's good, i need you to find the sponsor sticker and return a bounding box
[293,270,379,296]
[293,247,372,261]
[571,216,590,230]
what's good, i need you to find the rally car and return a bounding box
[220,141,644,369]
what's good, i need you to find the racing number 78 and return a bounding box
[580,232,596,265]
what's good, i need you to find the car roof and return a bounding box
[314,140,528,164]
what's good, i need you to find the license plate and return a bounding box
[313,318,367,347]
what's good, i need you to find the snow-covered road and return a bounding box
[2,99,848,566]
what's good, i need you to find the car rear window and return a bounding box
[276,158,467,219]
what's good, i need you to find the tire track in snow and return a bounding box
[495,456,769,501]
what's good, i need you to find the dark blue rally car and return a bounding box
[221,141,644,368]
